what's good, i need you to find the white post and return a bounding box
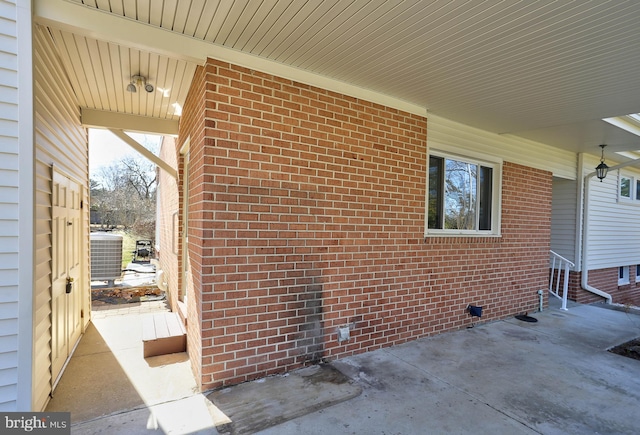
[561,261,569,311]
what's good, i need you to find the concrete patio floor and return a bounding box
[260,301,640,435]
[51,299,640,434]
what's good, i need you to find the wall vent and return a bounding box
[90,232,123,283]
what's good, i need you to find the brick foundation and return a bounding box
[568,268,640,306]
[177,58,552,390]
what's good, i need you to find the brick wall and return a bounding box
[177,64,207,389]
[157,136,180,313]
[616,278,640,306]
[183,58,552,390]
[565,270,584,302]
[569,267,640,305]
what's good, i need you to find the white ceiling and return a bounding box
[34,0,640,159]
[49,27,196,121]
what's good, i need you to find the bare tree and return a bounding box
[91,154,157,238]
[120,156,157,200]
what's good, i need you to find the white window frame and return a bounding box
[619,266,630,286]
[617,171,640,203]
[425,148,502,237]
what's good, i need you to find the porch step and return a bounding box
[142,312,186,358]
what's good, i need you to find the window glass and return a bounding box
[427,153,497,234]
[479,166,493,230]
[620,177,631,198]
[444,159,477,230]
[428,156,443,229]
[636,180,640,201]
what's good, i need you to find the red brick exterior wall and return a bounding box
[182,58,552,390]
[565,270,584,302]
[178,64,207,389]
[157,136,180,313]
[568,268,640,306]
[615,276,640,306]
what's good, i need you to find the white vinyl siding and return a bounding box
[33,24,89,411]
[551,177,577,264]
[585,153,640,270]
[428,114,577,181]
[0,0,26,411]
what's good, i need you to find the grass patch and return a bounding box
[116,230,138,268]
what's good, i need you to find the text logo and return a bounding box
[0,413,70,434]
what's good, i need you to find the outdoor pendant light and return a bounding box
[595,144,609,181]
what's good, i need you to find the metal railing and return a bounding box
[549,250,574,311]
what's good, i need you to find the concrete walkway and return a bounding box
[47,301,220,434]
[60,300,640,434]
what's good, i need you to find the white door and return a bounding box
[51,170,83,384]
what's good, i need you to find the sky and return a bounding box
[88,129,162,178]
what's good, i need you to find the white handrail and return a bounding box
[549,250,574,311]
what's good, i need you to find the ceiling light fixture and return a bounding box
[595,144,609,182]
[127,74,154,93]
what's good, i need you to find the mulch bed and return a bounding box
[609,338,640,361]
[91,286,163,304]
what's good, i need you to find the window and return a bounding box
[620,176,631,199]
[619,266,629,286]
[636,265,640,283]
[618,173,640,202]
[427,152,500,235]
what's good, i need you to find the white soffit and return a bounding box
[33,0,427,117]
[56,0,640,132]
[603,115,640,161]
[603,115,640,138]
[35,25,197,121]
[33,0,640,154]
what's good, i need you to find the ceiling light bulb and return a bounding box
[126,83,136,93]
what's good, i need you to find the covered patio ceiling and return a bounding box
[34,0,640,161]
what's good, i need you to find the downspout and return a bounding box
[580,169,612,303]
